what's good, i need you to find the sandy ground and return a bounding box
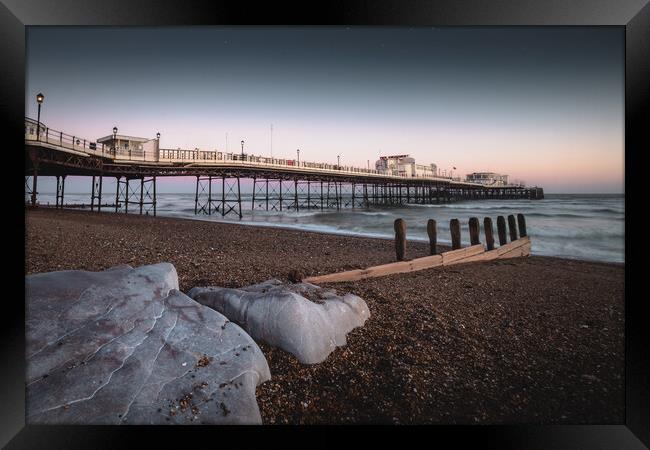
[25,208,624,424]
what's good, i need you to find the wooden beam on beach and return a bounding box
[441,244,485,265]
[484,217,495,251]
[303,230,533,284]
[394,218,406,261]
[450,218,461,250]
[427,219,437,255]
[517,213,527,237]
[507,214,518,242]
[304,244,485,284]
[497,216,507,245]
[468,217,480,245]
[496,235,531,259]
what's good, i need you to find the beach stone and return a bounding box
[187,279,370,364]
[25,263,271,425]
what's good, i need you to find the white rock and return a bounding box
[25,263,271,425]
[187,279,370,364]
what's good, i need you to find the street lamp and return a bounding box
[297,149,300,165]
[36,93,44,141]
[112,127,118,156]
[240,140,245,158]
[156,132,160,140]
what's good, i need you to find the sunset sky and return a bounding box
[26,26,624,194]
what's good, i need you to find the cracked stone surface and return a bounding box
[26,263,271,424]
[188,279,370,365]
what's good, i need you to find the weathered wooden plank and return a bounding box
[484,217,495,251]
[469,217,480,245]
[305,238,530,284]
[507,214,518,241]
[394,218,406,261]
[305,254,444,283]
[517,213,527,237]
[499,240,531,259]
[495,235,530,255]
[450,218,461,250]
[453,248,502,263]
[442,244,485,264]
[427,219,437,255]
[497,216,507,245]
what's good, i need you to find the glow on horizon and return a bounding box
[26,27,624,194]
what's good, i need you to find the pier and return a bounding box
[24,118,544,218]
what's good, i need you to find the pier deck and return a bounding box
[25,118,544,218]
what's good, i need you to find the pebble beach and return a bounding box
[25,208,625,424]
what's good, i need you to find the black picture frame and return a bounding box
[2,1,648,447]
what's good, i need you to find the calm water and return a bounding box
[33,193,625,263]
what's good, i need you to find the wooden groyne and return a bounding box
[304,213,531,284]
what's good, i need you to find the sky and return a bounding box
[26,26,624,194]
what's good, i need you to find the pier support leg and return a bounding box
[98,176,103,212]
[116,177,121,212]
[55,175,66,208]
[140,178,144,215]
[31,165,38,207]
[125,178,129,213]
[90,176,97,211]
[336,181,340,211]
[307,181,311,209]
[251,176,256,211]
[194,176,199,214]
[219,176,243,219]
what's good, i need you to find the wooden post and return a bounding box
[468,217,480,245]
[484,217,495,251]
[427,219,437,255]
[517,213,527,237]
[507,214,518,241]
[496,216,507,245]
[450,218,461,250]
[394,218,406,261]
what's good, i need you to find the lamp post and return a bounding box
[36,93,44,141]
[240,140,245,159]
[112,127,118,157]
[297,149,300,166]
[155,132,161,162]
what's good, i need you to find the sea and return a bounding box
[32,193,625,264]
